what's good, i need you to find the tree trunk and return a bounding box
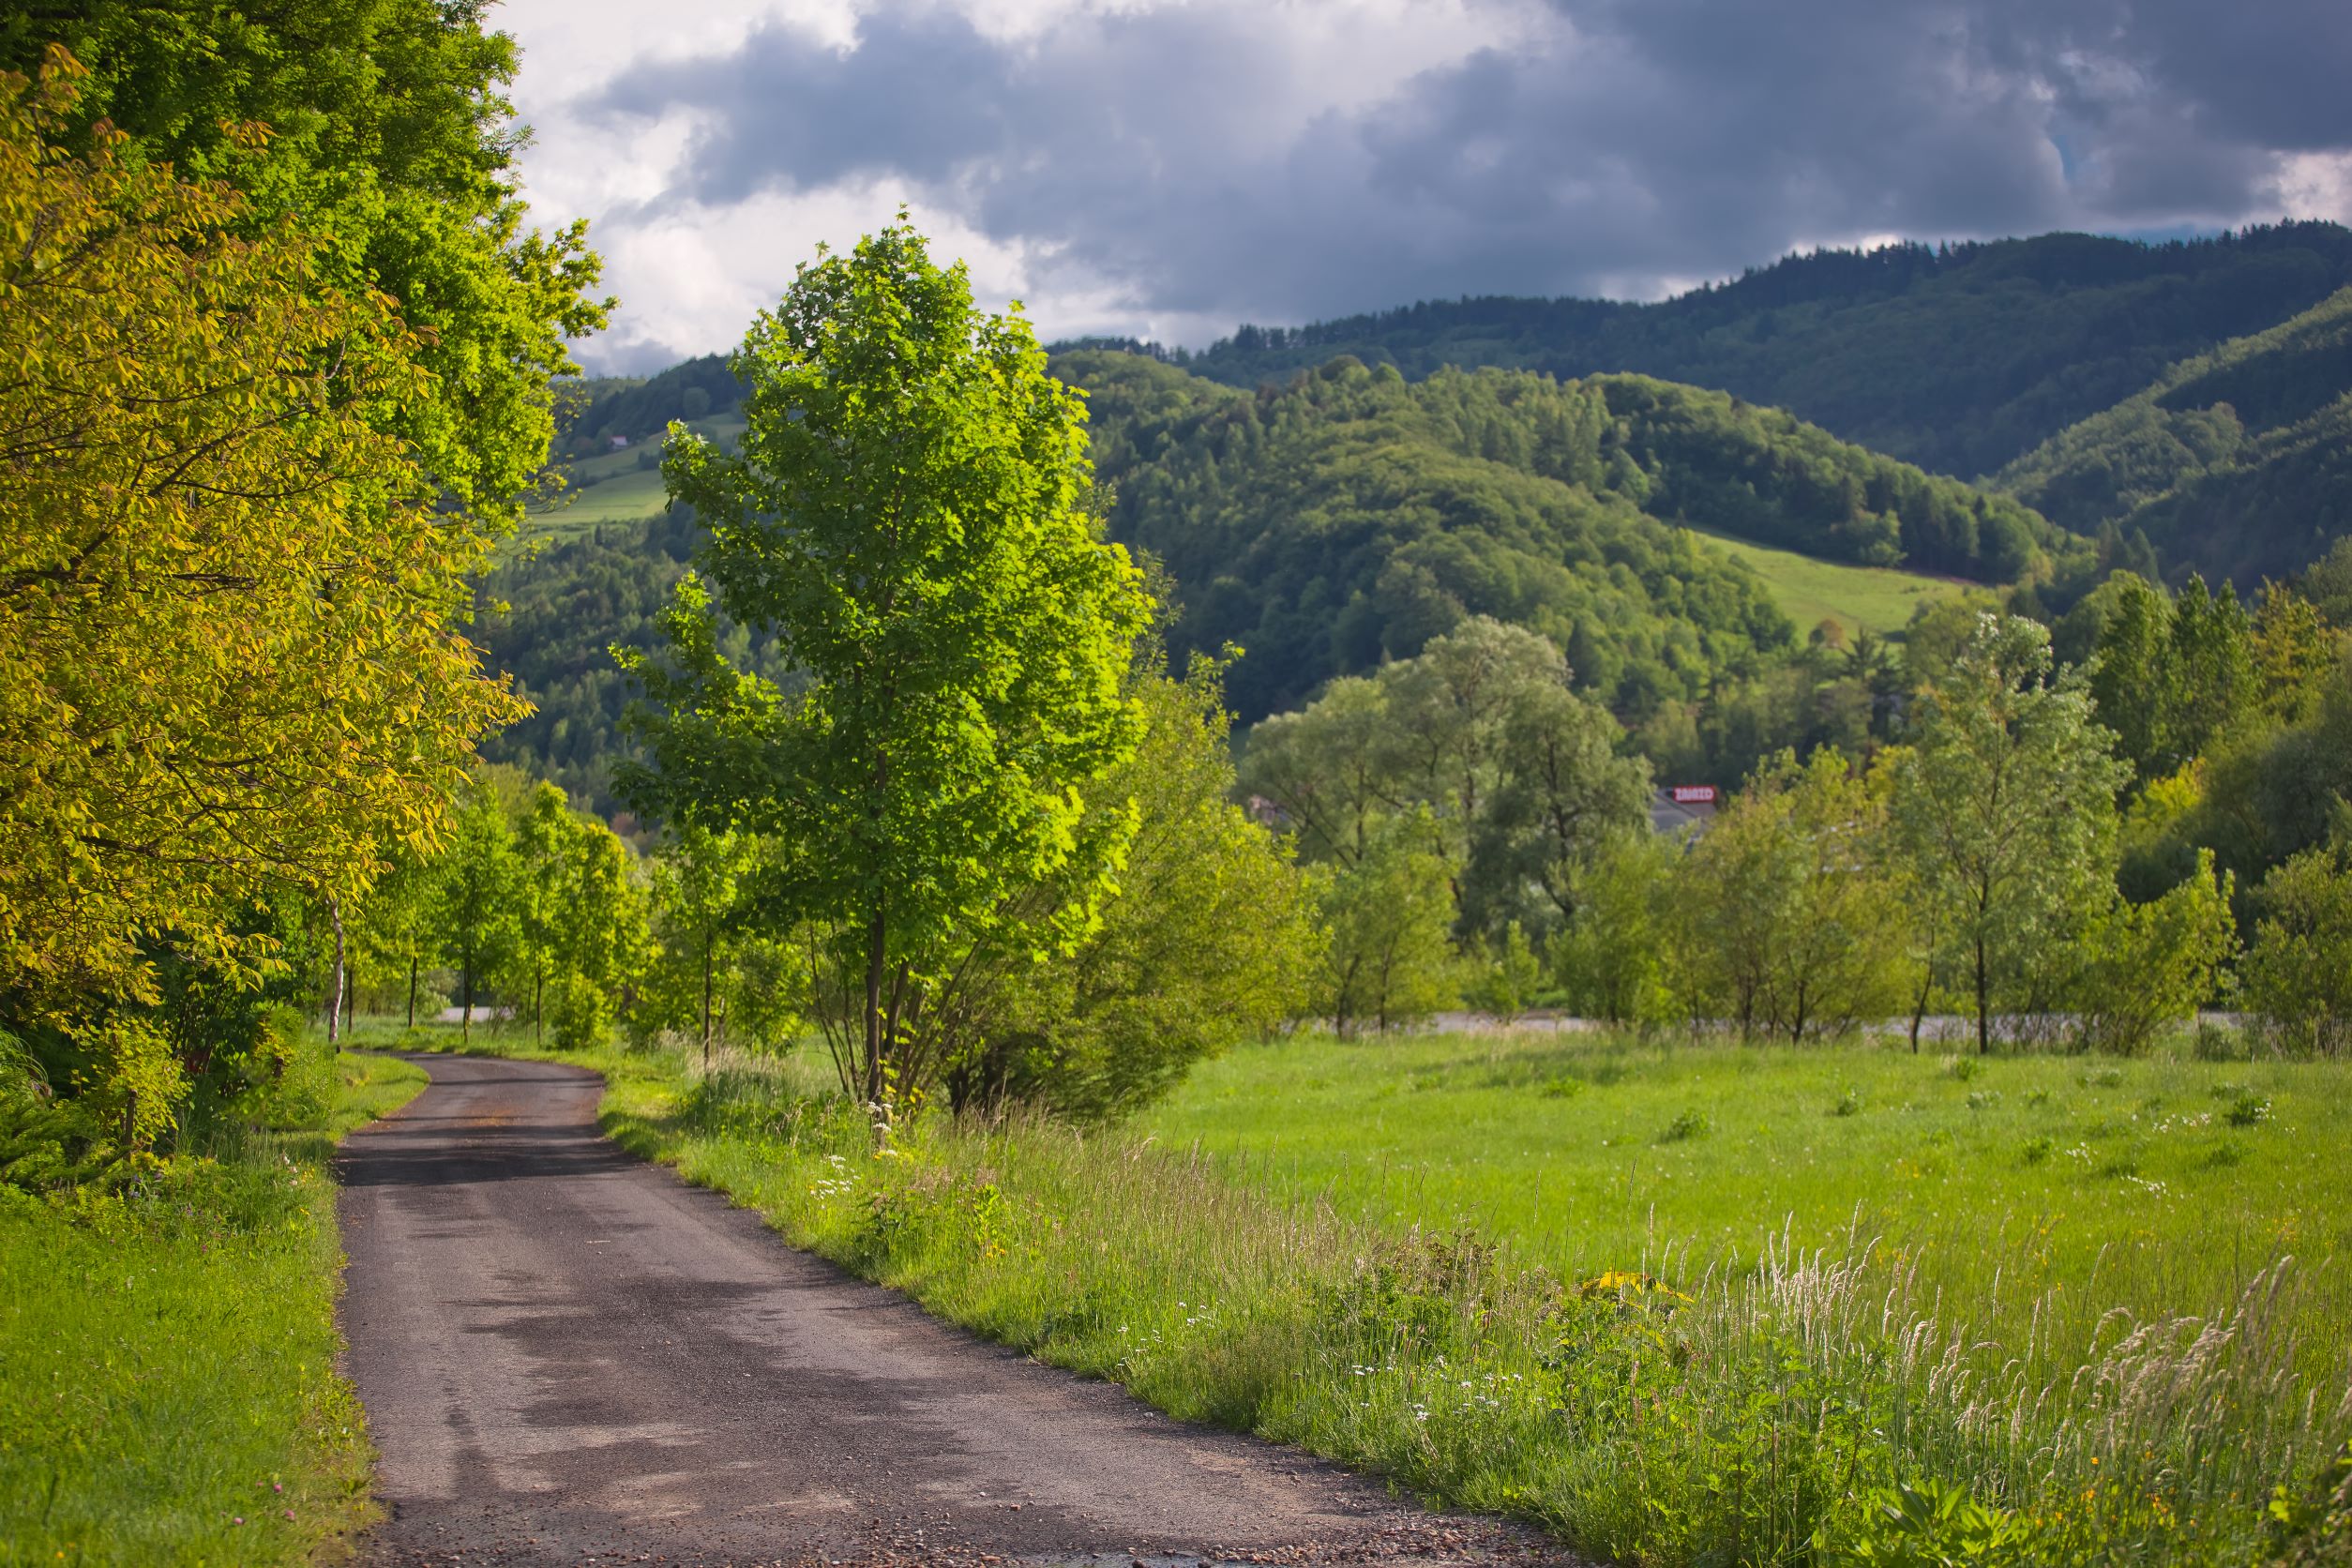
[862,910,887,1107]
[534,970,544,1046]
[1974,936,1991,1056]
[701,923,715,1074]
[461,939,474,1047]
[406,956,419,1031]
[1908,968,1930,1053]
[327,897,346,1047]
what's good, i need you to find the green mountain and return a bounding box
[1059,350,2056,720]
[1088,224,2352,481]
[1992,287,2352,588]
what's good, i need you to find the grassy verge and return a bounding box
[0,1048,427,1565]
[386,1023,2351,1564]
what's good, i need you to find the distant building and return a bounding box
[1651,784,1718,835]
[609,433,631,449]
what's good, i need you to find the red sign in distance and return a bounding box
[1669,785,1717,804]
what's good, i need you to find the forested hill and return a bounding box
[1992,286,2352,589]
[1078,224,2352,481]
[1056,349,2059,720]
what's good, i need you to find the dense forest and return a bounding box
[1075,224,2352,480]
[1994,286,2352,588]
[1060,349,2062,720]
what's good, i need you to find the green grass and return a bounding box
[1143,1029,2351,1364]
[1692,527,1973,637]
[516,414,748,547]
[0,1048,427,1566]
[425,1022,2351,1567]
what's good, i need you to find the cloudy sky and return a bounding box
[496,0,2352,375]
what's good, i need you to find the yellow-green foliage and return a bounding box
[0,1049,426,1564]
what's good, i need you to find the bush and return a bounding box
[549,974,612,1050]
[2241,842,2352,1056]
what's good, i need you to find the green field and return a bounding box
[515,414,747,547]
[0,1048,428,1566]
[1692,527,1974,637]
[1144,1029,2348,1375]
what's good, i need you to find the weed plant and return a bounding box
[0,1045,426,1565]
[565,1028,2352,1567]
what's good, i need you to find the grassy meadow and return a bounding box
[1692,525,1973,637]
[0,1049,427,1566]
[518,413,746,546]
[452,1022,2352,1568]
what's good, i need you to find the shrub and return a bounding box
[2241,842,2352,1056]
[1658,1108,1711,1142]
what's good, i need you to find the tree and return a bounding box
[1238,675,1394,866]
[1467,679,1652,938]
[431,791,520,1045]
[945,660,1319,1119]
[1552,830,1682,1028]
[1463,922,1544,1025]
[2066,852,2235,1056]
[354,848,441,1030]
[0,6,609,532]
[2240,837,2352,1056]
[510,784,575,1043]
[1890,616,2131,1053]
[1316,820,1458,1035]
[0,55,525,1114]
[1677,749,1915,1041]
[642,826,757,1069]
[544,814,651,1050]
[624,223,1151,1115]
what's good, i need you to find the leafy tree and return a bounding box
[0,6,610,531]
[2240,837,2352,1056]
[431,791,520,1045]
[1677,749,1915,1041]
[1467,679,1652,938]
[1316,820,1458,1035]
[509,784,575,1043]
[1889,617,2131,1052]
[1463,922,1544,1025]
[946,661,1319,1119]
[625,224,1151,1115]
[2065,852,2236,1056]
[543,817,650,1051]
[353,848,442,1029]
[0,56,524,1112]
[640,826,760,1068]
[1552,831,1682,1028]
[1237,675,1395,866]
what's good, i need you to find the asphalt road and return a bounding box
[337,1054,1572,1568]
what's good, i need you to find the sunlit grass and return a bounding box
[1690,525,1974,637]
[0,1048,427,1566]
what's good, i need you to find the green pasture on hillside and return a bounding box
[0,1049,428,1566]
[518,413,748,545]
[1692,526,1974,637]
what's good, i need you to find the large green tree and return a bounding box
[625,225,1151,1115]
[1890,617,2131,1053]
[0,55,527,1123]
[0,4,608,527]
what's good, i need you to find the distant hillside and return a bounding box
[1993,287,2352,588]
[1058,350,2058,720]
[1091,224,2352,481]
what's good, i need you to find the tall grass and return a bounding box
[0,1047,426,1565]
[591,1037,2351,1566]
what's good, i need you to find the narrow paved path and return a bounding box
[337,1055,1571,1568]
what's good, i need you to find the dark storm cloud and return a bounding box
[587,0,2352,330]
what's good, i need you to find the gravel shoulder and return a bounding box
[336,1053,1576,1568]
